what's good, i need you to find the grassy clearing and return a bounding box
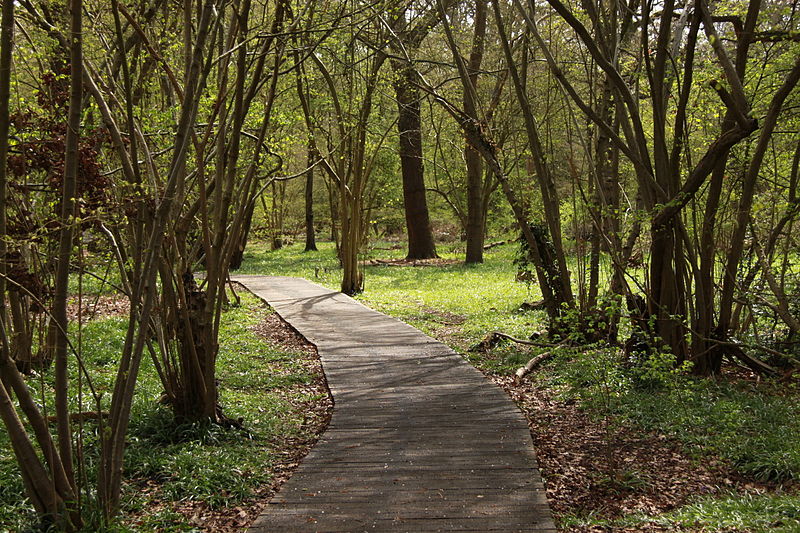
[239,240,800,531]
[238,240,546,351]
[0,290,327,532]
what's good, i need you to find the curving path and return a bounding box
[233,275,555,533]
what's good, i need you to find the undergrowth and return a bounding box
[0,291,324,532]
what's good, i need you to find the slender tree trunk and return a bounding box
[100,0,218,516]
[0,0,10,336]
[229,203,254,269]
[327,178,339,249]
[0,0,70,522]
[48,0,83,506]
[492,0,574,309]
[304,141,318,251]
[464,0,487,264]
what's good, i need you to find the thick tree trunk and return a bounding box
[175,272,218,421]
[464,147,484,263]
[394,62,437,259]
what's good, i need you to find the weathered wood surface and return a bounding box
[233,276,555,532]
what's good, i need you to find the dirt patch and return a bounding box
[251,312,317,356]
[67,294,129,321]
[420,306,466,326]
[492,375,777,532]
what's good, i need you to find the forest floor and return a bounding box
[0,288,334,532]
[153,309,333,533]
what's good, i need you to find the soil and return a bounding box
[66,293,129,321]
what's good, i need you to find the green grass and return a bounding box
[561,492,800,532]
[619,380,800,483]
[0,291,324,532]
[654,492,800,532]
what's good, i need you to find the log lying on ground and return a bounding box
[515,339,569,380]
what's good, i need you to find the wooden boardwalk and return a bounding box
[233,276,555,532]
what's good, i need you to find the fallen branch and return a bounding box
[46,411,109,424]
[714,340,781,376]
[469,331,556,353]
[483,239,511,250]
[515,350,554,380]
[515,339,570,380]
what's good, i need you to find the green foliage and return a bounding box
[558,346,628,416]
[623,379,800,483]
[653,492,800,532]
[544,342,800,483]
[562,492,800,532]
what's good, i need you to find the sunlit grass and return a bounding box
[237,239,546,351]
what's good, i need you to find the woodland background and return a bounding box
[0,0,798,530]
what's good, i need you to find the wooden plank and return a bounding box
[250,515,557,532]
[271,487,550,505]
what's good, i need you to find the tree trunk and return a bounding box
[304,142,317,251]
[175,272,218,421]
[228,202,254,270]
[492,0,574,309]
[464,0,487,264]
[0,0,10,341]
[394,61,437,259]
[48,0,82,504]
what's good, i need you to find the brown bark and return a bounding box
[100,0,219,516]
[394,62,437,259]
[492,0,574,310]
[719,53,800,337]
[305,142,318,252]
[48,0,83,501]
[0,0,10,348]
[464,0,487,264]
